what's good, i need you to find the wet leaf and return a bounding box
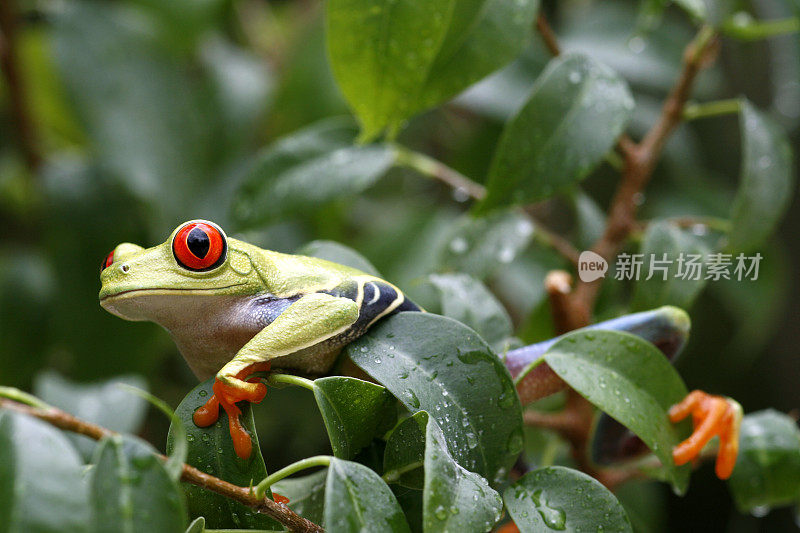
[423,416,503,532]
[167,377,281,530]
[504,466,632,532]
[479,54,634,211]
[347,312,524,485]
[313,376,397,459]
[272,469,328,525]
[324,458,411,532]
[543,330,691,493]
[384,411,429,490]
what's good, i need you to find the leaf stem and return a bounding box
[255,455,332,498]
[0,386,52,409]
[393,145,487,200]
[722,15,800,41]
[267,373,316,391]
[683,99,741,121]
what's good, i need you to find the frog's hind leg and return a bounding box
[193,361,271,459]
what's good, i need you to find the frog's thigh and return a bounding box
[218,292,360,378]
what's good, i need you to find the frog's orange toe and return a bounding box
[273,492,290,505]
[192,362,272,460]
[669,390,742,480]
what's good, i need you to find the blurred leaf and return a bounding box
[90,435,186,533]
[200,37,272,157]
[615,480,667,533]
[272,469,328,525]
[326,0,454,140]
[128,0,225,51]
[51,1,217,214]
[313,376,397,460]
[346,312,523,485]
[327,0,538,139]
[413,0,540,114]
[637,0,706,32]
[728,410,800,513]
[233,118,395,227]
[478,54,634,211]
[728,100,794,252]
[571,190,606,251]
[384,411,429,490]
[439,210,534,279]
[297,240,381,276]
[167,378,281,530]
[504,466,632,532]
[324,458,411,532]
[33,371,148,460]
[0,410,89,532]
[425,273,513,349]
[423,417,503,532]
[631,221,710,311]
[542,330,691,493]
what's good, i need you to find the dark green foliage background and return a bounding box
[1,0,800,530]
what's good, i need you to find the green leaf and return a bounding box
[233,118,395,226]
[479,54,634,212]
[33,371,148,460]
[439,210,535,279]
[184,516,205,533]
[504,466,632,532]
[413,0,540,115]
[272,469,328,525]
[637,0,707,32]
[324,458,411,533]
[297,240,381,277]
[631,221,710,311]
[326,0,454,140]
[90,435,186,533]
[728,410,800,513]
[384,411,429,490]
[425,273,513,349]
[423,417,503,532]
[167,377,281,530]
[347,312,524,485]
[728,100,795,252]
[313,376,397,460]
[543,330,691,493]
[0,410,90,532]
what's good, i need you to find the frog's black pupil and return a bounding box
[187,228,210,259]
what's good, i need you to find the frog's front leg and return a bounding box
[193,293,360,459]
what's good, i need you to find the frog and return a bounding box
[99,219,740,478]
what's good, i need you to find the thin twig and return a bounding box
[535,12,561,56]
[0,398,324,533]
[0,0,41,171]
[571,25,719,314]
[394,145,581,266]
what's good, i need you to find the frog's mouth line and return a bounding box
[100,284,246,301]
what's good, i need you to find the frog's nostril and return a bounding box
[121,264,130,273]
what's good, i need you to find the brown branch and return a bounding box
[571,25,719,314]
[0,398,324,533]
[535,12,561,56]
[0,0,41,171]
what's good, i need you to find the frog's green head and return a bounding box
[99,220,264,321]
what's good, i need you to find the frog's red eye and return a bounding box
[100,250,114,272]
[172,221,227,271]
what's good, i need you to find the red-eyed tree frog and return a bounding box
[99,220,740,478]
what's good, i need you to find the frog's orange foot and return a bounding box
[669,390,742,479]
[192,362,272,460]
[272,492,290,505]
